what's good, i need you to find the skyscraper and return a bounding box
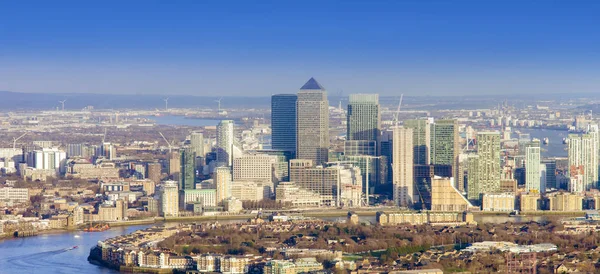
[392,127,414,207]
[475,132,501,197]
[525,139,543,193]
[347,94,380,142]
[216,120,235,167]
[271,94,297,155]
[568,130,598,192]
[190,132,204,158]
[160,180,179,217]
[214,166,232,205]
[180,147,195,190]
[430,120,459,184]
[404,119,431,165]
[296,78,329,165]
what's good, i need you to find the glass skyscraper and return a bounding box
[271,94,297,155]
[296,78,329,165]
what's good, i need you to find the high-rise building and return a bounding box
[214,166,232,204]
[271,94,297,155]
[99,142,116,160]
[296,78,329,165]
[404,119,431,165]
[289,160,362,206]
[542,159,557,190]
[180,147,196,190]
[190,132,205,158]
[147,162,162,184]
[233,154,278,183]
[66,143,85,158]
[568,130,598,192]
[168,151,181,180]
[159,180,179,217]
[392,127,414,207]
[474,132,501,198]
[217,120,235,167]
[27,148,67,174]
[347,94,380,142]
[430,119,459,186]
[525,139,543,193]
[466,154,480,201]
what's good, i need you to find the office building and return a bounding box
[160,180,179,217]
[289,160,362,206]
[404,119,431,165]
[296,78,329,165]
[271,94,297,155]
[347,94,380,142]
[525,139,543,193]
[232,154,279,183]
[181,189,217,207]
[216,120,235,167]
[230,181,270,201]
[392,127,414,207]
[180,147,195,190]
[214,166,232,204]
[275,182,321,207]
[190,132,204,158]
[98,199,127,222]
[542,159,557,190]
[99,142,116,160]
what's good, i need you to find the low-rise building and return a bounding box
[548,192,583,211]
[275,182,320,207]
[482,193,515,212]
[520,193,540,212]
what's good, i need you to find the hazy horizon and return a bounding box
[2,1,600,96]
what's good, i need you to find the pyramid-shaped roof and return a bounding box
[300,77,325,90]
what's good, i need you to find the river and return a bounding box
[0,225,150,274]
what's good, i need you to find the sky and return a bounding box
[1,0,600,97]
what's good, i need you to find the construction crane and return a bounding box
[59,99,67,111]
[392,94,404,127]
[158,131,174,153]
[13,132,28,150]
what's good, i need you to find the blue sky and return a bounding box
[1,0,599,96]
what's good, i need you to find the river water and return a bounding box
[0,225,149,274]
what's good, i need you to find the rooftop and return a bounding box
[300,77,325,90]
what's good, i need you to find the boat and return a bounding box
[67,246,78,250]
[543,137,549,145]
[563,138,568,144]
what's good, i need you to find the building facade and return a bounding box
[296,78,329,165]
[216,120,235,167]
[271,94,297,155]
[393,127,414,207]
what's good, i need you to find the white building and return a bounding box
[216,120,235,167]
[0,187,29,203]
[214,166,232,204]
[27,148,67,174]
[482,193,515,212]
[393,127,414,207]
[275,182,320,207]
[525,140,543,193]
[230,181,270,202]
[159,180,179,217]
